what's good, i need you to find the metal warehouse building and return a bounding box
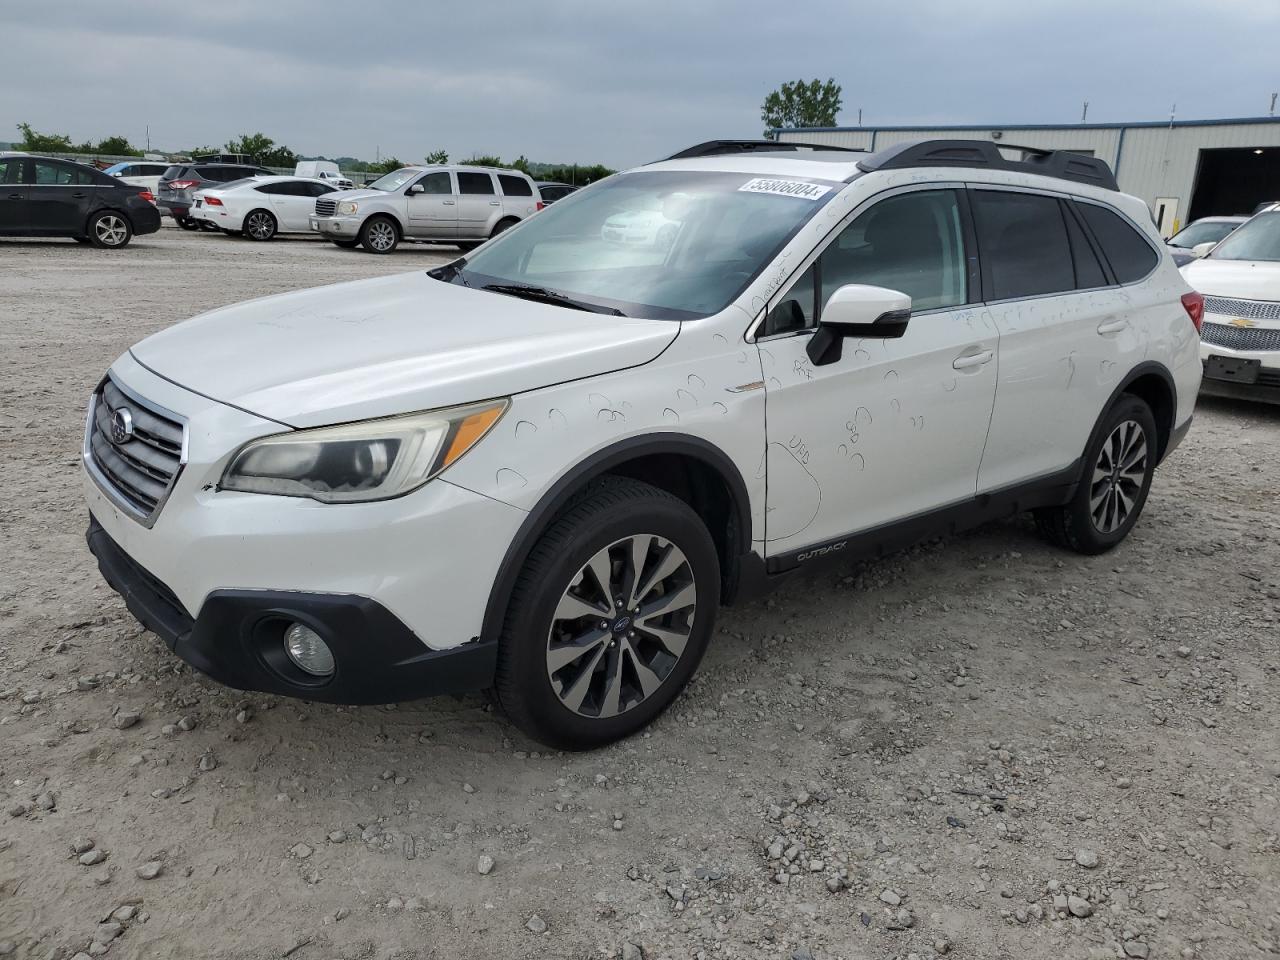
[777,117,1280,238]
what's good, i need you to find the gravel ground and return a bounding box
[1,228,1279,960]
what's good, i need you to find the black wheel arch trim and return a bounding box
[1106,360,1179,462]
[479,433,755,644]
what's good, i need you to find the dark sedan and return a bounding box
[0,154,160,248]
[536,181,578,204]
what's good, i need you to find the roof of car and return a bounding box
[642,153,867,181]
[1191,216,1249,223]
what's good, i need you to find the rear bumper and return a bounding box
[86,516,497,704]
[131,205,161,235]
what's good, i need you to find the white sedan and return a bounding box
[191,176,339,240]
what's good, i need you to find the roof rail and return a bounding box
[857,140,1118,191]
[660,139,867,161]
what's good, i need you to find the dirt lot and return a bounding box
[1,228,1278,960]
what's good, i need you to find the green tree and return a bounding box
[425,148,449,164]
[225,132,297,167]
[95,135,140,156]
[373,156,403,174]
[509,154,531,174]
[467,154,505,167]
[760,79,842,136]
[16,122,75,152]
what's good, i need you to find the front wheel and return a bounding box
[359,216,399,253]
[87,211,132,249]
[495,477,719,749]
[1034,394,1158,554]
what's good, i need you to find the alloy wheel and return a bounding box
[367,221,396,251]
[546,534,697,719]
[95,215,127,247]
[1089,419,1148,534]
[246,212,274,240]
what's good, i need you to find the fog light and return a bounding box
[283,623,335,677]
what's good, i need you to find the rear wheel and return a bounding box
[495,477,719,749]
[177,216,202,231]
[359,216,399,253]
[198,220,220,232]
[87,212,132,249]
[491,217,518,238]
[1034,394,1158,554]
[244,209,278,241]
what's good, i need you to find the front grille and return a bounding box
[315,198,337,217]
[1201,321,1280,352]
[1203,296,1280,322]
[86,379,185,525]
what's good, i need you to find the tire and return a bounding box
[1034,394,1158,555]
[177,217,201,231]
[491,217,518,238]
[495,477,720,749]
[359,216,399,253]
[330,239,360,248]
[87,211,132,249]
[198,220,221,233]
[244,209,277,242]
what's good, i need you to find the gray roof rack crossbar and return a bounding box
[857,140,1118,191]
[660,140,867,161]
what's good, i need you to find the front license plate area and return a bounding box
[1206,354,1260,384]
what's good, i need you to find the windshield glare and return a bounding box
[449,170,839,319]
[1208,212,1280,262]
[1170,220,1237,248]
[367,168,422,192]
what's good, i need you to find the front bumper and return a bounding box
[87,517,497,702]
[311,215,360,236]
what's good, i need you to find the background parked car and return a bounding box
[191,176,338,240]
[101,161,171,199]
[536,181,577,203]
[157,161,275,230]
[1166,216,1247,265]
[0,154,159,248]
[309,164,542,253]
[295,160,354,190]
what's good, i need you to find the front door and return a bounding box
[0,157,26,233]
[455,171,499,239]
[25,159,94,234]
[405,171,457,238]
[760,187,999,560]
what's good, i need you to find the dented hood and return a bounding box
[130,271,679,428]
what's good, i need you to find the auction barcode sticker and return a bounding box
[738,178,832,200]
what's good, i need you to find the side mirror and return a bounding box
[806,284,912,366]
[407,183,425,196]
[1191,241,1216,259]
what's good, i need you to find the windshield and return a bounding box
[1170,220,1238,249]
[447,170,839,319]
[366,168,422,192]
[1208,212,1280,262]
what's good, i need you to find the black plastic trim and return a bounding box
[858,140,1119,191]
[86,517,495,704]
[1107,360,1179,462]
[660,140,867,161]
[479,433,756,642]
[767,460,1082,575]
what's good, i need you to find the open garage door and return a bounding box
[1188,147,1280,220]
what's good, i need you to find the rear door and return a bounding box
[25,159,95,234]
[455,171,499,238]
[405,171,456,237]
[0,157,26,233]
[265,180,316,231]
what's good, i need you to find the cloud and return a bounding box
[1,0,1276,168]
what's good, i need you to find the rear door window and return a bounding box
[498,174,533,197]
[970,190,1075,300]
[1077,203,1158,283]
[457,172,495,195]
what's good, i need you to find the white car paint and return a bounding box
[102,161,171,199]
[83,148,1201,734]
[189,176,336,236]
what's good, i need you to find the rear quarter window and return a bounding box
[1077,203,1158,283]
[498,174,533,197]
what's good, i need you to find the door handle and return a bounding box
[489,201,500,206]
[442,200,455,205]
[1097,318,1129,335]
[952,350,994,370]
[5,194,21,200]
[72,193,87,199]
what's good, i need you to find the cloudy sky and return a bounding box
[1,0,1276,168]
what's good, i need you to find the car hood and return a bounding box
[322,187,385,203]
[1181,258,1280,303]
[130,272,679,428]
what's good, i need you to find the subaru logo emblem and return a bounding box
[110,408,134,445]
[613,616,632,633]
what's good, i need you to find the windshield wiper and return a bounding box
[482,283,626,316]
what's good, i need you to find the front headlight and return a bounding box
[336,201,359,215]
[221,399,507,503]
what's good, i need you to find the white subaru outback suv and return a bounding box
[83,139,1202,749]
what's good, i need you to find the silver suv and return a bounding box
[310,164,543,253]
